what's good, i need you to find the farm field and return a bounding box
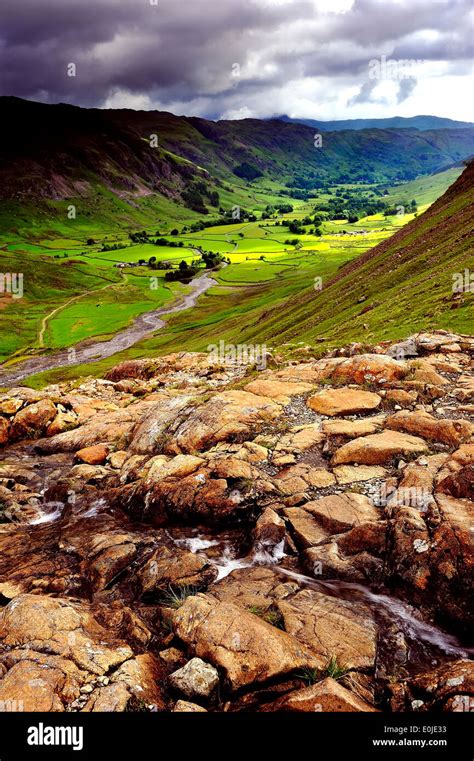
[0,167,463,386]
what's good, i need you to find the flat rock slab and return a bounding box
[333,430,429,465]
[245,379,314,404]
[284,507,329,548]
[386,410,473,447]
[303,493,380,533]
[334,465,388,484]
[308,388,381,417]
[277,589,377,670]
[266,677,377,712]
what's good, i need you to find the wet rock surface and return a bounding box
[0,331,472,712]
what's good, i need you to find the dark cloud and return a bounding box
[0,0,471,119]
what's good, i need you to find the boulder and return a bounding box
[322,417,384,438]
[172,391,282,454]
[254,507,286,549]
[303,493,380,534]
[173,700,208,712]
[172,593,322,690]
[137,545,217,595]
[245,379,314,404]
[10,399,57,441]
[325,355,407,385]
[75,444,110,465]
[276,589,377,670]
[333,430,429,465]
[308,388,381,417]
[0,417,9,446]
[283,507,328,548]
[266,677,377,712]
[169,657,219,699]
[386,410,473,448]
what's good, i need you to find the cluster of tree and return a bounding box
[129,230,150,244]
[261,202,294,219]
[148,257,172,270]
[154,237,185,248]
[383,199,418,216]
[101,242,129,252]
[164,260,199,281]
[281,216,322,235]
[280,188,314,200]
[313,192,389,220]
[181,181,220,214]
[285,176,326,191]
[201,251,230,269]
[233,162,263,181]
[183,207,256,233]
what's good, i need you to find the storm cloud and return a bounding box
[0,0,472,120]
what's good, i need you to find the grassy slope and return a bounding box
[245,160,474,348]
[24,161,471,387]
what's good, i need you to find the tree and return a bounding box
[179,260,189,271]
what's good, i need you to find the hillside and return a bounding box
[1,97,474,237]
[239,159,474,349]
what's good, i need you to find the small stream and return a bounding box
[167,526,474,667]
[0,272,217,387]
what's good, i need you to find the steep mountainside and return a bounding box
[241,160,474,348]
[1,98,474,212]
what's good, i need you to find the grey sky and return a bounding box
[0,0,472,120]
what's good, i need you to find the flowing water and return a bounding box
[168,526,473,665]
[0,272,217,387]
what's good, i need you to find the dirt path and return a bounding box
[37,273,128,347]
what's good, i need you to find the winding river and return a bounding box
[0,272,217,387]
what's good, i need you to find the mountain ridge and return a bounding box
[274,114,474,132]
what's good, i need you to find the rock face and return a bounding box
[0,330,472,713]
[266,677,378,712]
[0,595,165,712]
[172,594,322,690]
[10,399,57,441]
[386,410,472,447]
[277,589,377,670]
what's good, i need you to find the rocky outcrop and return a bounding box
[0,330,472,713]
[172,593,322,690]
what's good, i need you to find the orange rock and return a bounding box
[245,379,314,403]
[307,387,381,416]
[386,410,472,447]
[10,399,57,441]
[327,354,407,385]
[266,677,377,712]
[75,444,109,465]
[333,430,429,465]
[0,417,9,446]
[172,593,322,690]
